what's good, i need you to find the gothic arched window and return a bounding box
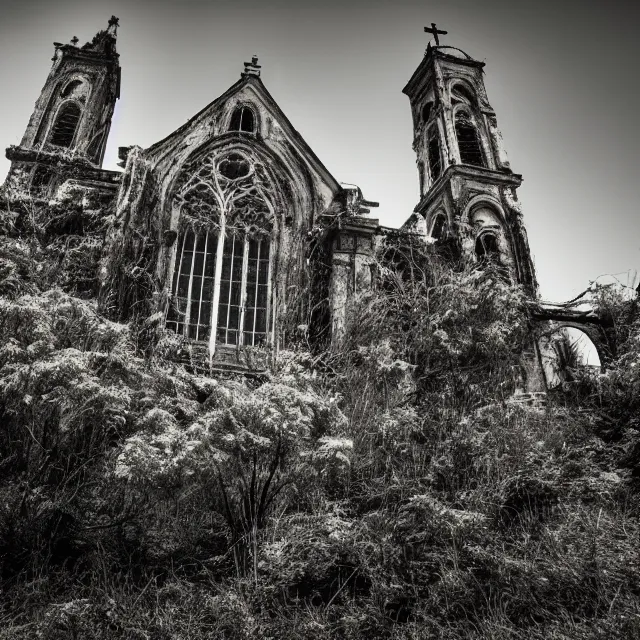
[427,125,442,182]
[455,111,485,167]
[167,151,276,350]
[229,106,256,133]
[49,102,81,148]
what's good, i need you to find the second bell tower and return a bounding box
[403,27,537,294]
[4,17,121,197]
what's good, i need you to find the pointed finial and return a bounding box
[242,55,261,78]
[107,15,119,37]
[70,36,79,46]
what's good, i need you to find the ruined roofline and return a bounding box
[145,72,342,195]
[52,16,120,63]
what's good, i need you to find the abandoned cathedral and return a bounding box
[0,17,613,388]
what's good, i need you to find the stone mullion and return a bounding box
[238,235,249,346]
[209,220,226,358]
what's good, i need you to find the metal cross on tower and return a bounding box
[424,23,448,46]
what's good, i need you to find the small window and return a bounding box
[50,102,81,148]
[431,214,447,240]
[427,126,442,181]
[229,106,255,133]
[422,101,433,123]
[475,233,500,262]
[455,111,485,167]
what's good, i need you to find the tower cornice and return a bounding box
[414,164,522,214]
[403,46,484,99]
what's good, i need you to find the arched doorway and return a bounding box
[540,326,602,388]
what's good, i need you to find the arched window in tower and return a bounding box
[475,232,501,263]
[49,102,81,148]
[427,125,442,182]
[229,106,256,133]
[455,111,485,167]
[167,151,276,350]
[422,101,433,123]
[430,213,447,240]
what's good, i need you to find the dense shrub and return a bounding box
[0,222,639,638]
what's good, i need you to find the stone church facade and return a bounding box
[2,18,610,383]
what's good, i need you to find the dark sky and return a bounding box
[1,0,638,301]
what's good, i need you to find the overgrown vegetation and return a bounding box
[0,198,639,639]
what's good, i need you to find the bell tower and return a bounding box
[403,25,537,294]
[4,17,121,196]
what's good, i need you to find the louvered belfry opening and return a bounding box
[49,102,82,148]
[455,112,485,167]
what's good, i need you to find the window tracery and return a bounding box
[167,150,277,351]
[430,213,447,240]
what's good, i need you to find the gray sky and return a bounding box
[1,0,638,302]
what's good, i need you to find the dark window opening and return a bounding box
[475,233,500,262]
[455,113,485,167]
[427,126,442,182]
[229,106,256,133]
[422,102,433,123]
[431,214,447,240]
[50,103,81,148]
[31,165,52,196]
[219,153,251,180]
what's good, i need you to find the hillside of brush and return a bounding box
[0,198,639,639]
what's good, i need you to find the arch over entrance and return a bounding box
[539,325,602,388]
